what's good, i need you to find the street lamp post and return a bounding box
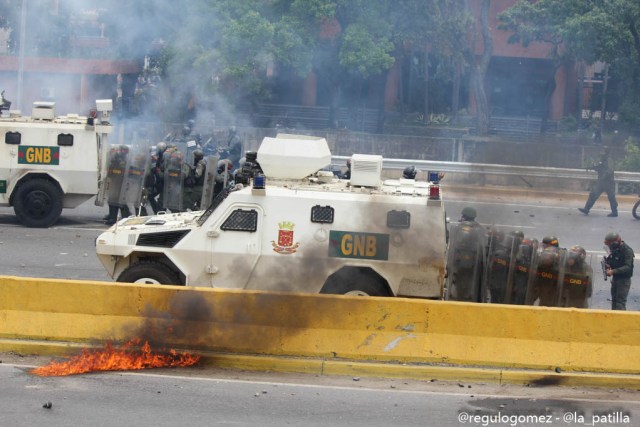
[16,0,27,112]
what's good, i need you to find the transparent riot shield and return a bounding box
[484,228,520,304]
[199,155,219,210]
[118,144,150,213]
[97,144,130,207]
[559,250,593,308]
[445,221,486,302]
[526,246,566,306]
[94,133,112,207]
[162,144,186,212]
[511,238,538,305]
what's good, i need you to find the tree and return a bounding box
[499,0,640,130]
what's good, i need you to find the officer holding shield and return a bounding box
[446,207,486,302]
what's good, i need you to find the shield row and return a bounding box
[445,223,593,308]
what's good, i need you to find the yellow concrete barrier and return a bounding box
[1,275,639,375]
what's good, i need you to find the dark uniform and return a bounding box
[103,145,132,225]
[486,229,522,304]
[446,207,485,302]
[604,232,634,310]
[579,147,618,217]
[528,236,562,306]
[146,141,167,214]
[512,235,536,305]
[218,126,242,170]
[182,149,206,210]
[560,245,593,308]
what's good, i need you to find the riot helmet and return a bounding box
[567,245,586,267]
[402,165,417,179]
[604,232,621,249]
[228,126,237,135]
[512,230,525,239]
[460,207,477,222]
[193,148,204,162]
[218,159,233,174]
[542,235,559,248]
[156,141,167,154]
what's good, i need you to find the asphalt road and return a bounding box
[2,357,640,427]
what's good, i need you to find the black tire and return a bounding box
[320,267,392,297]
[13,179,63,228]
[633,200,640,220]
[117,261,182,285]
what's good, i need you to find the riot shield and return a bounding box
[118,144,150,212]
[511,238,538,305]
[558,250,593,308]
[199,155,219,210]
[94,133,112,207]
[484,228,520,304]
[526,246,566,306]
[445,221,486,302]
[162,144,186,212]
[98,144,130,207]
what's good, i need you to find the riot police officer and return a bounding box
[486,228,522,304]
[146,141,167,214]
[528,236,562,306]
[402,165,417,179]
[560,245,593,308]
[218,126,242,169]
[446,207,485,302]
[102,145,132,225]
[604,232,634,310]
[182,149,206,210]
[512,232,535,305]
[579,146,618,217]
[213,159,234,198]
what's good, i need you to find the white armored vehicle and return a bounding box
[96,134,447,298]
[0,99,113,227]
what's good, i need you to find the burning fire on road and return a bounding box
[31,338,200,377]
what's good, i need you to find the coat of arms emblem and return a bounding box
[271,221,300,254]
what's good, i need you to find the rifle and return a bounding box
[601,256,609,281]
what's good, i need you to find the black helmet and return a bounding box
[402,165,417,179]
[461,207,477,221]
[193,149,204,161]
[604,232,621,247]
[542,235,559,247]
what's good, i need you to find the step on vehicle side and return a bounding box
[95,134,447,298]
[0,98,113,227]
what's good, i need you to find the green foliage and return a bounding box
[617,138,640,171]
[558,116,578,132]
[339,23,394,76]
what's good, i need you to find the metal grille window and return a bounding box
[311,205,334,224]
[221,209,258,232]
[387,210,411,229]
[5,131,20,145]
[57,133,73,146]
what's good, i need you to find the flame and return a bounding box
[31,338,200,377]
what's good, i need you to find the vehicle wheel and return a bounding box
[117,261,182,285]
[13,179,63,228]
[320,267,392,297]
[633,200,640,220]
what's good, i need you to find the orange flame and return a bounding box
[31,338,200,377]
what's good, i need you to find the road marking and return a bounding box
[3,363,640,405]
